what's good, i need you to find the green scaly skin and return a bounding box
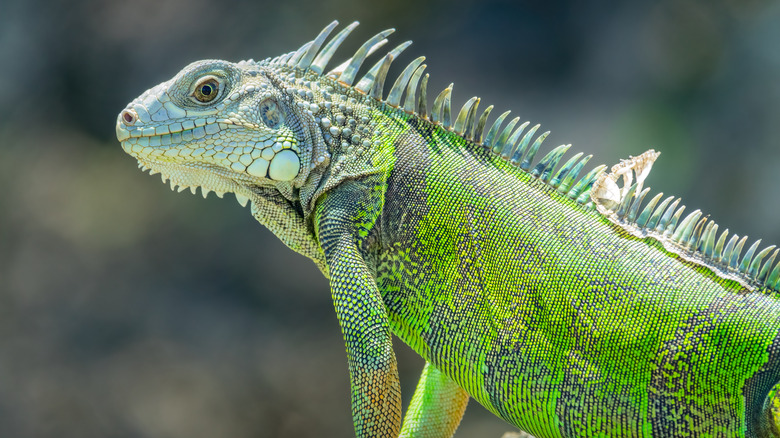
[116,21,780,437]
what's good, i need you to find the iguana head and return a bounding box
[115,57,330,207]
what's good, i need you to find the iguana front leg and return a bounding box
[399,361,469,438]
[315,184,403,437]
[316,179,472,437]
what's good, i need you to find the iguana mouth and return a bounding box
[116,114,239,143]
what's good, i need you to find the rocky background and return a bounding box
[2,0,779,436]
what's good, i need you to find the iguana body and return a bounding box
[116,21,780,437]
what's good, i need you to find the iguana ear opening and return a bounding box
[255,98,300,181]
[259,98,285,129]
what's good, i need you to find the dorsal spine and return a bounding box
[269,20,780,294]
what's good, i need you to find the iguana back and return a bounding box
[372,114,780,436]
[116,21,780,437]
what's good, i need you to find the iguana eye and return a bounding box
[259,99,284,129]
[192,77,220,103]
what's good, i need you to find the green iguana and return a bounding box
[116,21,780,437]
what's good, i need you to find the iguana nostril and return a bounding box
[121,109,136,125]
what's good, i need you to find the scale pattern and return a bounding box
[116,20,780,437]
[376,122,780,437]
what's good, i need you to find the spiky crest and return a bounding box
[592,150,780,293]
[263,20,605,205]
[267,20,780,294]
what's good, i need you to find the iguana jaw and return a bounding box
[116,114,296,206]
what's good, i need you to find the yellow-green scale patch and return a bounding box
[376,118,780,436]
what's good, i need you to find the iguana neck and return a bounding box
[269,69,403,218]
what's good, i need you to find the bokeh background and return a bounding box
[2,0,779,436]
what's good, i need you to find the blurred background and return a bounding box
[2,0,779,436]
